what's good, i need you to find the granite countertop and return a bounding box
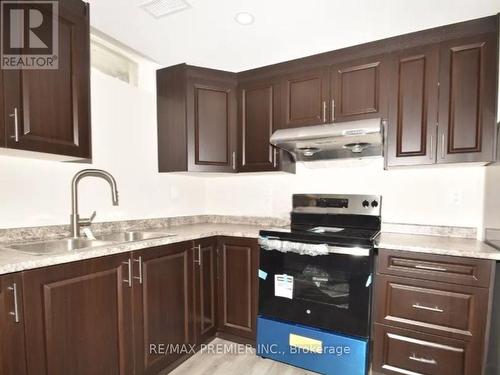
[0,223,262,276]
[375,232,500,260]
[0,219,499,276]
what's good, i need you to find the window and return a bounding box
[90,35,138,86]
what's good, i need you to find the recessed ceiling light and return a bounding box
[235,12,255,25]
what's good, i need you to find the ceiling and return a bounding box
[89,0,500,72]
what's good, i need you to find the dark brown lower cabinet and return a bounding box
[194,237,218,344]
[217,237,259,341]
[0,273,27,375]
[373,324,476,375]
[133,241,195,375]
[2,237,260,375]
[373,249,495,375]
[22,253,134,375]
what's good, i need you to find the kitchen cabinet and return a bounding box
[157,17,497,171]
[22,253,134,375]
[0,72,5,148]
[373,249,495,375]
[386,45,440,166]
[133,241,195,375]
[280,68,330,128]
[193,237,218,344]
[157,64,238,172]
[330,54,390,123]
[1,0,91,159]
[238,78,295,173]
[437,32,497,164]
[0,273,27,375]
[217,237,259,341]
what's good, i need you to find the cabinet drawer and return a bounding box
[373,324,480,375]
[377,249,493,287]
[374,274,489,341]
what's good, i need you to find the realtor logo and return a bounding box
[1,1,59,69]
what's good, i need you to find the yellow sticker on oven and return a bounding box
[289,333,323,354]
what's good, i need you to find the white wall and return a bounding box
[0,69,206,229]
[205,160,486,230]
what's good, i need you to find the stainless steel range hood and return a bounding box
[270,118,384,161]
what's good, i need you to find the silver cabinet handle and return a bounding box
[232,151,236,170]
[133,256,143,284]
[409,354,437,365]
[331,99,335,122]
[412,303,444,313]
[322,101,327,122]
[429,134,434,160]
[414,264,447,272]
[194,245,201,266]
[9,107,19,142]
[273,148,277,168]
[8,283,20,323]
[122,259,132,287]
[441,133,446,159]
[216,247,220,280]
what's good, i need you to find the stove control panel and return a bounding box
[293,194,382,216]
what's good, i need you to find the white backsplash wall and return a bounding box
[0,69,206,229]
[204,159,486,231]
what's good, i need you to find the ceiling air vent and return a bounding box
[140,0,190,19]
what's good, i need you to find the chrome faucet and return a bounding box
[70,169,119,238]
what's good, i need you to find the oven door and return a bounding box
[258,244,373,338]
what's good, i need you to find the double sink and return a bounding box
[5,231,176,256]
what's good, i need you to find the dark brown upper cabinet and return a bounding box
[437,32,497,164]
[386,45,440,167]
[238,78,295,173]
[157,64,238,172]
[193,237,218,344]
[0,273,27,375]
[0,72,5,148]
[157,16,498,171]
[280,68,330,128]
[22,253,134,375]
[1,0,91,160]
[330,55,389,123]
[133,241,194,375]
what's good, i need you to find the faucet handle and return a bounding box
[79,211,97,227]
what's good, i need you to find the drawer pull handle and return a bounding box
[409,354,437,365]
[412,303,444,313]
[414,264,447,272]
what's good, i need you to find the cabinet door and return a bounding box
[23,253,134,375]
[239,80,280,172]
[330,55,389,123]
[187,77,238,172]
[2,1,91,158]
[437,33,497,164]
[386,45,440,166]
[217,237,259,341]
[133,242,194,375]
[194,237,218,344]
[281,68,329,128]
[0,273,27,375]
[0,72,5,147]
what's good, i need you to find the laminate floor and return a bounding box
[169,338,317,375]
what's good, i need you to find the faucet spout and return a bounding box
[70,169,119,238]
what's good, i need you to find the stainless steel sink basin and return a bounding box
[6,238,115,256]
[96,231,175,242]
